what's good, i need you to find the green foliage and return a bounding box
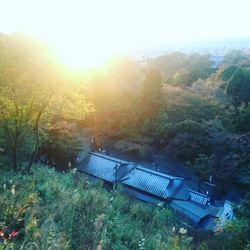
[167,120,214,161]
[224,50,248,65]
[220,65,238,81]
[0,166,196,250]
[84,59,143,141]
[188,154,213,191]
[234,106,250,133]
[142,67,163,119]
[0,33,93,171]
[235,192,250,219]
[164,90,220,124]
[153,52,212,86]
[3,161,246,250]
[226,67,250,105]
[189,154,213,180]
[0,32,249,250]
[211,193,250,250]
[143,113,174,144]
[45,122,91,169]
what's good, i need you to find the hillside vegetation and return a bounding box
[0,34,250,249]
[0,165,250,250]
[0,166,194,249]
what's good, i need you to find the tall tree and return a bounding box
[226,67,250,105]
[0,33,93,171]
[189,154,213,192]
[142,67,162,119]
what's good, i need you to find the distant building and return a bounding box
[209,55,224,69]
[77,152,233,232]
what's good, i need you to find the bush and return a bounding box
[234,106,250,133]
[220,65,238,81]
[226,68,250,105]
[0,165,195,249]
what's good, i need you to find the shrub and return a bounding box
[0,165,194,249]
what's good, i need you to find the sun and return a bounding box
[0,1,148,70]
[50,39,115,70]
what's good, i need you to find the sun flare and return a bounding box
[53,43,113,70]
[1,0,250,70]
[36,27,122,70]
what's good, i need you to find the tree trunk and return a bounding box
[12,143,18,171]
[27,95,52,172]
[27,124,39,172]
[3,119,19,171]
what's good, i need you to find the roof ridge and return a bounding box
[135,165,184,180]
[189,189,208,198]
[170,182,190,201]
[90,152,129,163]
[117,164,137,181]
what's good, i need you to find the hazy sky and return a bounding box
[1,0,250,66]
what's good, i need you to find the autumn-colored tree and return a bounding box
[0,34,93,171]
[142,67,162,118]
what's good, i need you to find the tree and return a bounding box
[226,67,250,105]
[0,33,93,171]
[166,120,214,162]
[153,52,212,86]
[0,34,56,170]
[84,58,144,142]
[189,154,213,192]
[146,113,174,145]
[217,193,250,250]
[234,106,250,133]
[142,67,162,119]
[224,50,247,65]
[220,65,238,81]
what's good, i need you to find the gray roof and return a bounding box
[170,200,209,223]
[78,152,135,182]
[122,166,184,199]
[78,152,186,200]
[189,190,209,205]
[169,181,190,200]
[78,152,225,231]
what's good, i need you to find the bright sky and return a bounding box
[1,0,250,68]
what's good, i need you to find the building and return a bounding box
[209,55,224,69]
[77,152,233,232]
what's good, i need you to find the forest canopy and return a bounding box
[0,33,250,249]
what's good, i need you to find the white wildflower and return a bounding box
[179,227,187,234]
[11,185,15,195]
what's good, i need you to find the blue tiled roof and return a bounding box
[78,152,135,182]
[78,152,225,231]
[189,190,209,205]
[78,152,185,199]
[122,166,183,199]
[170,200,209,223]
